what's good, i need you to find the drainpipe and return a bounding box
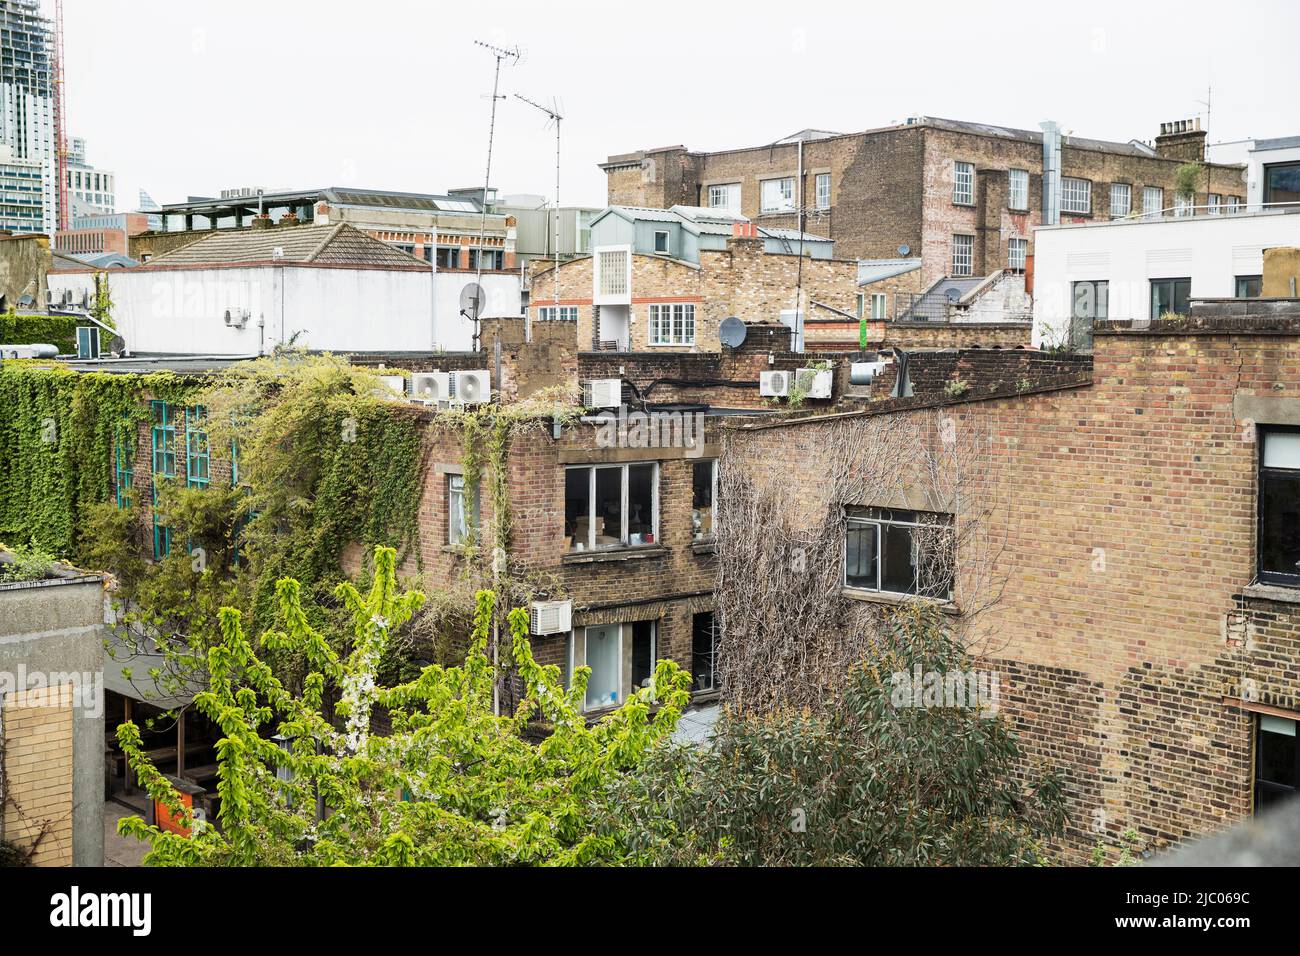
[1040,121,1061,226]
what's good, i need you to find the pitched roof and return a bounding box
[142,222,427,269]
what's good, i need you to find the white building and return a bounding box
[48,222,522,355]
[1032,207,1300,349]
[67,137,116,216]
[0,0,55,233]
[1208,135,1300,210]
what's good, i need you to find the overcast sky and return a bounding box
[64,0,1297,213]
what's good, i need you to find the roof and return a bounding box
[1254,135,1300,152]
[858,258,922,285]
[775,129,844,144]
[757,227,834,244]
[159,186,486,217]
[141,222,428,269]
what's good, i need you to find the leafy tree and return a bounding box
[117,547,692,866]
[598,604,1066,866]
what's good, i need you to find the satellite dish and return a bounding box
[944,286,962,302]
[898,244,911,256]
[718,316,747,348]
[459,283,485,320]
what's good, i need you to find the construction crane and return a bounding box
[53,0,69,231]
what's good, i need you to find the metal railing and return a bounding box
[1118,200,1300,221]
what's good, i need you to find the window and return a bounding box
[815,172,831,210]
[447,474,478,545]
[1008,237,1027,273]
[1236,275,1263,298]
[653,229,670,254]
[152,486,170,560]
[538,305,578,322]
[1061,177,1091,214]
[596,247,630,299]
[1150,277,1191,319]
[1207,193,1221,215]
[1264,162,1300,206]
[1226,195,1242,213]
[708,183,741,213]
[844,508,954,599]
[573,621,656,711]
[185,407,209,488]
[951,234,973,276]
[760,177,795,213]
[114,426,133,510]
[1008,168,1028,210]
[1070,280,1108,351]
[469,248,504,270]
[150,401,176,477]
[692,611,719,692]
[693,459,717,541]
[1173,193,1193,218]
[1109,183,1132,217]
[1143,186,1164,217]
[434,247,460,269]
[565,463,657,551]
[1259,430,1300,586]
[1255,714,1298,811]
[648,302,695,346]
[855,293,864,318]
[871,292,887,320]
[953,161,974,205]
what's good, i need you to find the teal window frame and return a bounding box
[186,406,210,488]
[150,400,176,477]
[152,486,171,559]
[114,424,133,509]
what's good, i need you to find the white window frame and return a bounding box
[653,229,670,254]
[593,244,632,304]
[953,161,974,205]
[843,508,955,600]
[855,293,865,318]
[1109,183,1132,217]
[1208,193,1222,215]
[708,182,741,213]
[648,302,696,346]
[570,621,658,711]
[538,305,578,322]
[1143,186,1164,218]
[815,172,831,210]
[870,292,887,320]
[566,463,659,551]
[951,234,973,277]
[760,177,795,214]
[448,474,476,545]
[1226,195,1242,213]
[1008,237,1027,273]
[1007,168,1028,210]
[1061,177,1091,214]
[1174,193,1193,217]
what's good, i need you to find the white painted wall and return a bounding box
[1032,211,1300,347]
[48,271,99,309]
[1208,139,1300,207]
[86,266,521,355]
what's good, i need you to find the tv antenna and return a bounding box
[515,93,564,334]
[471,39,522,353]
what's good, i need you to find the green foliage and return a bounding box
[0,312,86,355]
[786,359,833,409]
[598,605,1066,866]
[1174,162,1202,199]
[0,538,57,582]
[116,547,691,866]
[0,362,194,555]
[1091,828,1146,866]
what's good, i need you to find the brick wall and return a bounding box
[881,322,1032,351]
[2,683,74,866]
[721,318,1300,858]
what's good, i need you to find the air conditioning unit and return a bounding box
[375,374,406,398]
[223,309,249,329]
[529,599,573,636]
[454,370,491,405]
[796,367,833,399]
[411,371,453,403]
[582,378,622,409]
[760,369,791,397]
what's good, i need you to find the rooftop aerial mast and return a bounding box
[53,0,68,231]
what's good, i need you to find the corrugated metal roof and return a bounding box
[142,223,427,268]
[858,257,922,285]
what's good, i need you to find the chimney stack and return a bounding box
[1154,117,1207,162]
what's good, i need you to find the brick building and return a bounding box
[603,117,1246,314]
[718,299,1300,857]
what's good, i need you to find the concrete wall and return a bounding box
[0,571,105,866]
[1032,212,1300,346]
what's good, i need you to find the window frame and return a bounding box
[653,229,671,255]
[1254,712,1299,812]
[648,302,695,346]
[871,292,888,320]
[570,620,658,711]
[953,161,975,206]
[843,507,955,600]
[1060,176,1091,214]
[1142,186,1164,218]
[759,176,795,214]
[707,182,740,213]
[150,400,176,477]
[693,458,718,542]
[538,305,578,322]
[185,406,210,489]
[951,234,974,277]
[1109,182,1132,217]
[448,473,478,546]
[1150,277,1191,319]
[1236,275,1263,298]
[1264,161,1300,206]
[1008,237,1028,273]
[692,611,719,693]
[1257,427,1300,588]
[1007,168,1028,211]
[565,462,659,552]
[815,172,831,210]
[114,424,133,510]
